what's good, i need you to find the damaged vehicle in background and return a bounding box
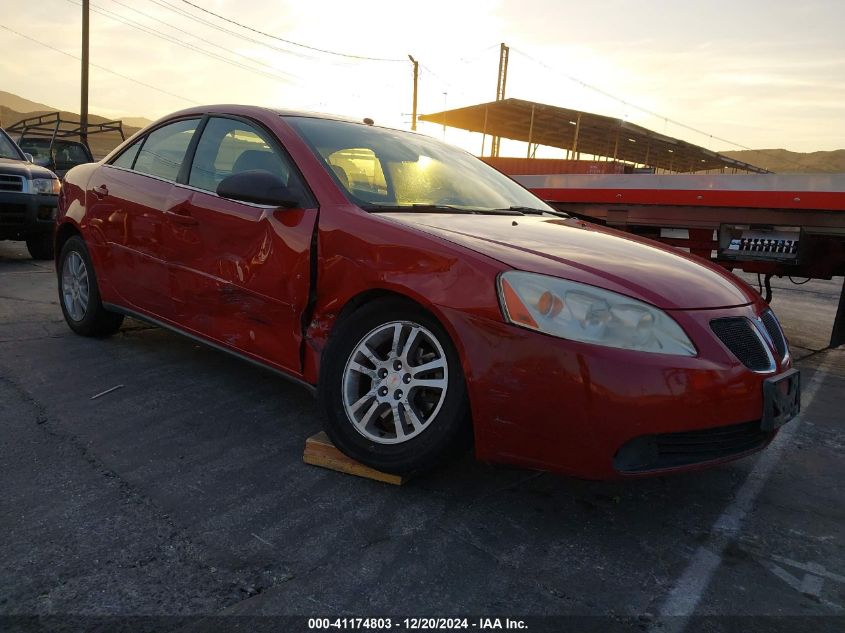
[54,105,800,479]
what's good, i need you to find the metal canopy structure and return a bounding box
[7,112,125,144]
[419,98,769,174]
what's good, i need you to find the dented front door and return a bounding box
[165,186,317,375]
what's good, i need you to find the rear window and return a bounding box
[19,139,91,169]
[54,142,91,169]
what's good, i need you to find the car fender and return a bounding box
[301,205,508,388]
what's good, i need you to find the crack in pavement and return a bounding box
[0,372,296,614]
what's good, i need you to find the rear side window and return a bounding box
[188,117,291,192]
[111,138,142,169]
[133,119,200,181]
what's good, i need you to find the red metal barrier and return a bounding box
[508,173,845,347]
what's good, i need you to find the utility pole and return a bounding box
[408,55,419,131]
[491,42,509,158]
[81,0,89,146]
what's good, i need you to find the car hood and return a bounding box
[379,213,757,310]
[0,157,55,179]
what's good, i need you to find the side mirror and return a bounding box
[24,153,34,163]
[216,170,299,207]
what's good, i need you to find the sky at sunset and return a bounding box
[1,0,844,155]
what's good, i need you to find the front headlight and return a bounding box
[498,271,697,356]
[31,178,61,195]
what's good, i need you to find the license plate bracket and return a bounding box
[762,368,801,431]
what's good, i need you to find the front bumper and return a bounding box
[441,302,793,480]
[0,191,58,240]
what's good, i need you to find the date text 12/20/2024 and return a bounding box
[308,618,528,630]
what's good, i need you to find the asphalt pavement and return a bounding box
[1,240,843,633]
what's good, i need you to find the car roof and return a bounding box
[153,104,419,136]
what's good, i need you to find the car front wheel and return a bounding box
[319,298,471,475]
[58,235,124,337]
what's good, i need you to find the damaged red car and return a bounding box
[55,105,801,479]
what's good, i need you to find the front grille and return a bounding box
[0,204,27,226]
[761,310,787,359]
[711,317,772,371]
[0,174,24,192]
[614,420,773,473]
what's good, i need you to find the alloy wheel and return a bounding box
[342,321,449,444]
[62,251,90,322]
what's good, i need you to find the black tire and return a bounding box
[58,235,124,337]
[318,297,472,475]
[25,232,54,260]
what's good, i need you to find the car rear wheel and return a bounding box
[319,298,471,475]
[58,235,124,337]
[26,233,54,260]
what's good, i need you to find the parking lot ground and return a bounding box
[0,240,843,632]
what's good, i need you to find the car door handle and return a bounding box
[164,208,199,226]
[92,184,109,199]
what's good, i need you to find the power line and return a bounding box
[418,63,473,101]
[63,0,301,84]
[107,0,307,77]
[0,23,200,105]
[455,43,500,65]
[511,47,814,171]
[178,0,405,62]
[143,0,322,62]
[510,47,757,152]
[80,0,300,82]
[144,0,372,70]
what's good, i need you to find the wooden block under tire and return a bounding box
[303,431,407,485]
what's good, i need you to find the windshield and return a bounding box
[284,116,555,214]
[0,131,23,160]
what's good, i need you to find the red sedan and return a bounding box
[55,105,800,478]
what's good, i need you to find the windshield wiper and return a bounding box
[363,204,525,216]
[500,206,570,218]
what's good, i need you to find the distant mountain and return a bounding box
[122,116,154,129]
[0,106,141,129]
[0,90,55,115]
[0,91,150,158]
[1,106,141,159]
[722,149,845,174]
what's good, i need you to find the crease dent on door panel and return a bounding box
[168,187,315,374]
[213,220,295,344]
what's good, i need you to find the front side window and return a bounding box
[284,116,555,213]
[133,118,200,182]
[189,117,292,192]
